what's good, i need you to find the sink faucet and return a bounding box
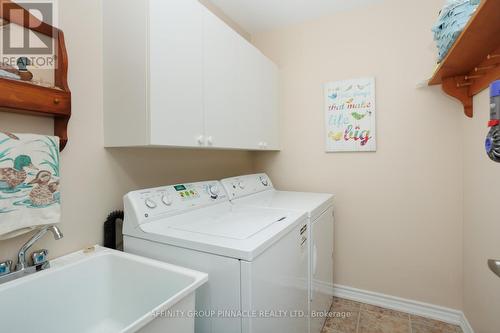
[16,225,63,271]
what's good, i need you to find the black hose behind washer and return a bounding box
[104,210,124,250]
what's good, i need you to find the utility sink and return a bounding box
[0,246,208,333]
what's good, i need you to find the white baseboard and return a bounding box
[333,284,474,333]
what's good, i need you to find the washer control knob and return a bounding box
[144,198,157,209]
[238,181,246,190]
[208,184,220,198]
[161,195,172,206]
[260,176,269,186]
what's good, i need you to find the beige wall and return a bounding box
[463,90,500,333]
[0,0,253,263]
[252,0,464,309]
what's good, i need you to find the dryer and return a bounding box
[221,174,334,333]
[123,180,309,333]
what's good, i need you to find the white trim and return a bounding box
[459,314,474,333]
[333,284,474,333]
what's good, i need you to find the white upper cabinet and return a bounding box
[149,0,204,147]
[257,56,280,150]
[103,0,280,150]
[204,9,265,149]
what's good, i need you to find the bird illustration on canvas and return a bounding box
[351,112,367,120]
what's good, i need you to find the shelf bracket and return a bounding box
[442,76,473,118]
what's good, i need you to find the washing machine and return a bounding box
[123,180,309,333]
[221,174,334,333]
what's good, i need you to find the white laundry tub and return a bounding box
[0,246,207,333]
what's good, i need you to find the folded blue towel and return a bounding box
[432,0,480,62]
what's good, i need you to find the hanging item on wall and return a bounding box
[324,77,377,152]
[0,132,61,239]
[485,80,500,162]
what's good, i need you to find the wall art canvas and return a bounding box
[325,77,376,152]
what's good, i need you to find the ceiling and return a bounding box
[207,0,384,34]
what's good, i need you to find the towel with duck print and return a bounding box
[0,132,61,239]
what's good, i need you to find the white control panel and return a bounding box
[124,181,228,226]
[221,173,273,200]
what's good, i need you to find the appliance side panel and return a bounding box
[124,236,241,333]
[310,207,334,333]
[240,263,252,333]
[240,222,309,333]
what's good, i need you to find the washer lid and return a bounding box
[168,208,287,240]
[234,190,334,221]
[134,203,307,261]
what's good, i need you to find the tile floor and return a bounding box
[321,297,463,333]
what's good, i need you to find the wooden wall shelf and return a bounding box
[428,0,500,118]
[0,0,71,150]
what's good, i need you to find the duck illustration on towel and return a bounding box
[0,133,60,208]
[0,133,61,239]
[0,155,37,189]
[28,171,59,207]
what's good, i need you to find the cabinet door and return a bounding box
[149,0,204,147]
[256,54,280,150]
[203,9,258,149]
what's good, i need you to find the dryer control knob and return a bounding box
[238,181,246,190]
[208,184,220,198]
[161,195,172,206]
[144,198,157,209]
[260,176,269,186]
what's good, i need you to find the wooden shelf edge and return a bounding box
[429,0,500,85]
[0,79,71,114]
[0,1,71,151]
[428,0,500,117]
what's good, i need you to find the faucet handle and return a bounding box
[31,249,49,267]
[0,260,12,276]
